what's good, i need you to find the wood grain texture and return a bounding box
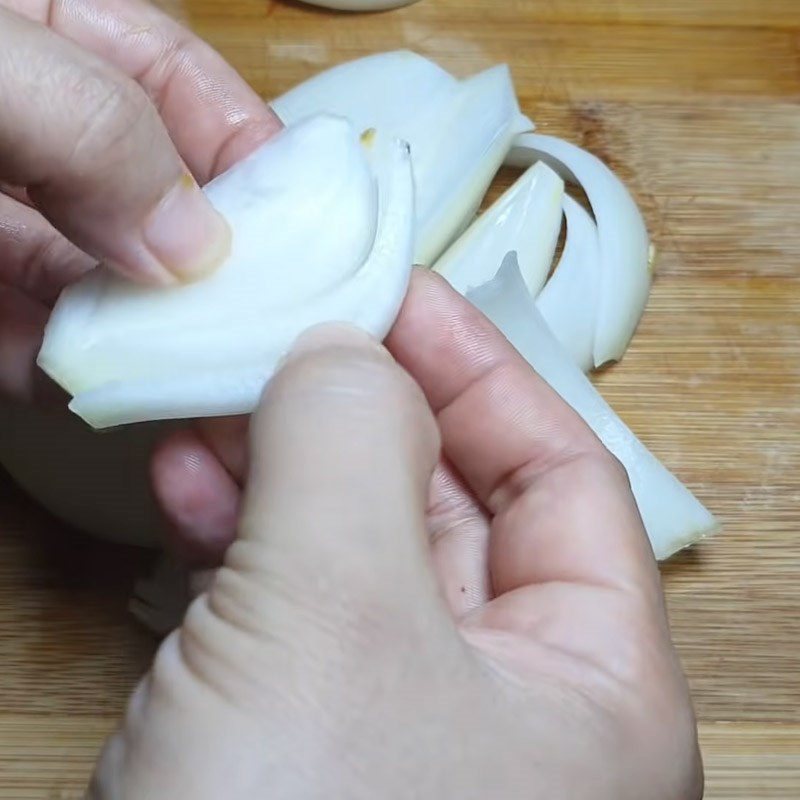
[1,0,798,796]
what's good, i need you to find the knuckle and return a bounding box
[66,68,156,170]
[602,448,633,487]
[569,448,632,493]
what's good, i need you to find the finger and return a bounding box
[195,416,250,483]
[0,9,230,284]
[4,0,283,181]
[220,323,443,633]
[427,460,491,618]
[149,416,248,566]
[151,430,241,567]
[0,192,96,305]
[386,269,660,599]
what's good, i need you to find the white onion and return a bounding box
[37,116,415,429]
[272,51,532,264]
[507,135,651,368]
[465,253,717,560]
[536,196,601,373]
[434,162,564,299]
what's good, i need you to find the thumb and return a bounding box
[0,9,230,285]
[89,325,445,799]
[212,323,444,635]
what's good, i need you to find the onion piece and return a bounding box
[464,253,717,560]
[37,115,415,429]
[506,134,650,368]
[271,51,456,130]
[434,162,564,298]
[536,196,601,373]
[273,52,533,264]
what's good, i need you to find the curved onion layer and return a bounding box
[434,163,600,373]
[434,162,564,299]
[272,51,532,265]
[466,254,717,560]
[536,196,601,372]
[506,134,651,368]
[37,116,415,429]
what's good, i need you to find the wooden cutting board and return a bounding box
[1,0,798,796]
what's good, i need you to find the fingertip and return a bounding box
[141,174,232,284]
[151,430,240,566]
[195,415,250,484]
[243,319,441,547]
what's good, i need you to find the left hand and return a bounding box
[0,0,282,403]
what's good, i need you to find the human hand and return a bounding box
[92,270,702,799]
[0,0,281,402]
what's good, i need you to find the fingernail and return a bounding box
[288,323,386,361]
[143,174,231,282]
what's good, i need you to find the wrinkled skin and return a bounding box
[91,272,703,799]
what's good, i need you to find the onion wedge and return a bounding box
[464,253,717,560]
[273,52,533,264]
[37,115,415,429]
[434,162,564,298]
[537,196,601,372]
[506,134,650,368]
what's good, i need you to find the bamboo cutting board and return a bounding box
[1,0,799,797]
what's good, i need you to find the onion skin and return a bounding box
[434,162,564,299]
[536,196,601,373]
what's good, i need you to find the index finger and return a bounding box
[4,0,282,182]
[386,269,660,598]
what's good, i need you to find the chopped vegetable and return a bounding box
[465,253,718,560]
[0,49,715,571]
[507,135,651,367]
[273,51,532,264]
[37,116,414,429]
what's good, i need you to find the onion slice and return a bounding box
[272,51,456,131]
[37,116,415,429]
[273,52,532,264]
[434,162,564,298]
[464,253,717,560]
[536,196,601,372]
[506,134,650,368]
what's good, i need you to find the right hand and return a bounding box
[95,270,703,799]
